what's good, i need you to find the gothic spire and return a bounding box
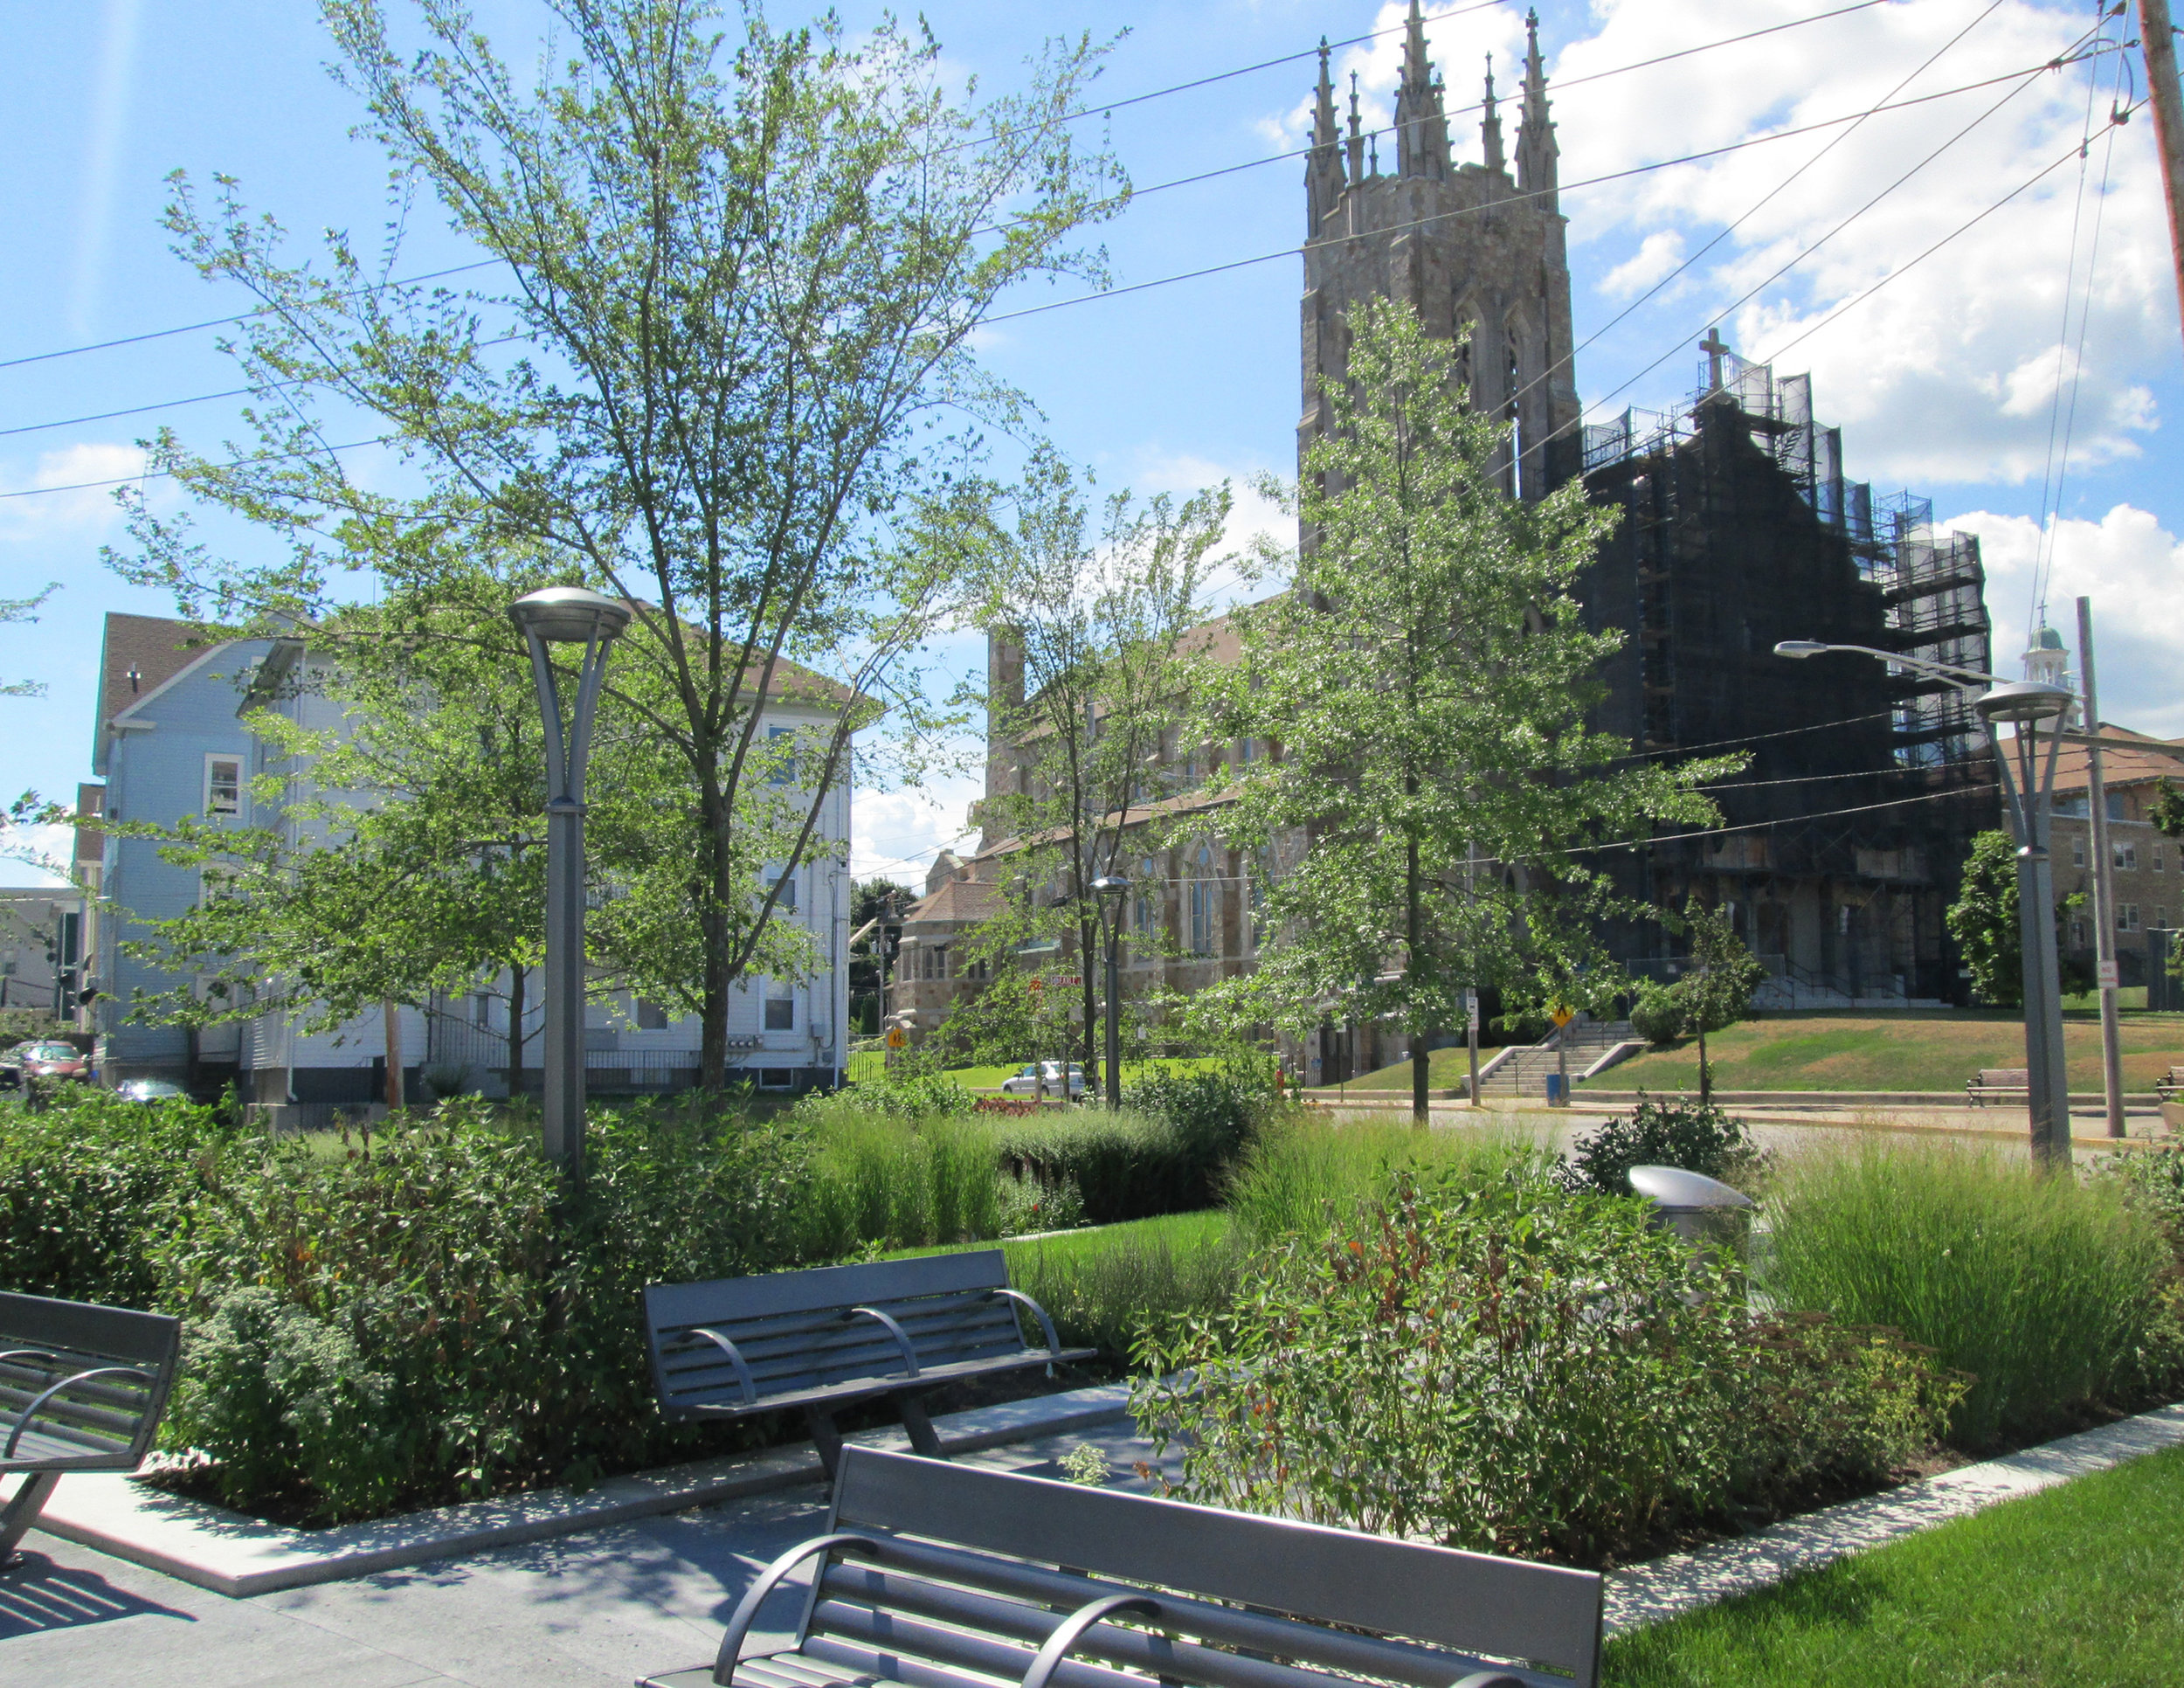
[1307,37,1344,227]
[1480,53,1505,179]
[1393,0,1447,176]
[1346,71,1365,183]
[1516,7,1559,201]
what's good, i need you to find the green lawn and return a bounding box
[1606,1442,2184,1685]
[847,1055,1232,1090]
[881,1207,1231,1263]
[1600,1009,2184,1093]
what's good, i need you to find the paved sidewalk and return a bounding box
[1,1423,1165,1688]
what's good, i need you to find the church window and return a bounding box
[1187,847,1216,956]
[1505,328,1524,496]
[1134,858,1159,941]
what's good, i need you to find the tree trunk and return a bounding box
[1407,819,1428,1125]
[384,999,405,1110]
[507,964,526,1100]
[1697,1016,1711,1106]
[1080,911,1100,1103]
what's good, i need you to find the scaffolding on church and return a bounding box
[1582,350,1992,772]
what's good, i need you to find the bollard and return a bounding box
[1628,1165,1754,1290]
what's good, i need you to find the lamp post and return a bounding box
[511,586,632,1181]
[1091,876,1129,1110]
[1774,641,2075,1166]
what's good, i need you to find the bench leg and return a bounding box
[0,1471,60,1564]
[805,1408,845,1481]
[896,1393,945,1461]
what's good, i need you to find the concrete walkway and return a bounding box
[1,1422,1167,1688]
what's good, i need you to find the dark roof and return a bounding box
[2050,723,2184,794]
[902,875,1006,927]
[94,612,216,770]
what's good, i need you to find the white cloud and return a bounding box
[0,441,150,540]
[1517,0,2168,488]
[0,823,79,890]
[1944,500,2184,733]
[1602,231,1685,298]
[852,777,984,882]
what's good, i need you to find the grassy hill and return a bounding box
[1343,1011,2184,1094]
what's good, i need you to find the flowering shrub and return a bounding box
[1133,1173,1956,1565]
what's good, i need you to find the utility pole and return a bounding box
[2141,0,2184,339]
[2077,598,2127,1137]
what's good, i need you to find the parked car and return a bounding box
[17,1041,90,1084]
[0,1039,43,1090]
[999,1061,1086,1099]
[114,1077,190,1104]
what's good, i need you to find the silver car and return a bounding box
[999,1061,1086,1099]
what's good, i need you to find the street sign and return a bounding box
[1551,1003,1574,1027]
[885,1026,906,1050]
[2097,959,2120,990]
[1464,989,1479,1020]
[1029,974,1082,989]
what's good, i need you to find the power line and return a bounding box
[1516,781,2000,866]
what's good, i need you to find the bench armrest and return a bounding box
[844,1306,921,1379]
[4,1365,154,1459]
[1449,1676,1528,1688]
[712,1532,881,1685]
[684,1328,760,1406]
[987,1288,1063,1359]
[1020,1593,1163,1688]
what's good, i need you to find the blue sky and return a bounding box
[4,0,2180,888]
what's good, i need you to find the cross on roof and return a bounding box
[1699,326,1731,392]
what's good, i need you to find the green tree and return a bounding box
[114,0,1124,1087]
[1183,298,1737,1121]
[1946,828,2088,1007]
[1670,898,1768,1104]
[1,583,59,698]
[965,448,1231,1083]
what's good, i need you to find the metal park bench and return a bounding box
[1,1290,183,1563]
[643,1251,1092,1477]
[639,1446,1603,1688]
[1966,1068,2029,1106]
[2156,1066,2183,1103]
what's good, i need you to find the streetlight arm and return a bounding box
[1772,640,2007,688]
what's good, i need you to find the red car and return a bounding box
[18,1041,91,1083]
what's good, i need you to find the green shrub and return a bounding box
[1629,980,1683,1046]
[995,1109,1209,1225]
[1135,1173,1957,1564]
[150,1099,812,1520]
[1009,1217,1241,1359]
[2106,1147,2184,1260]
[1561,1094,1764,1199]
[1224,1115,1551,1245]
[0,1087,239,1305]
[1765,1140,2181,1446]
[1123,1065,1268,1173]
[798,1111,1002,1255]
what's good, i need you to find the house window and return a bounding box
[635,998,668,1030]
[204,755,242,817]
[473,993,494,1028]
[2156,842,2167,874]
[2117,903,2140,934]
[2072,837,2086,868]
[764,996,796,1030]
[2156,906,2170,930]
[771,874,797,911]
[2108,792,2125,820]
[767,725,797,785]
[1187,847,1215,957]
[2071,917,2089,951]
[2115,843,2138,873]
[936,944,950,980]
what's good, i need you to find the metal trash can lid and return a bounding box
[1628,1165,1753,1211]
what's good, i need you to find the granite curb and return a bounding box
[1602,1400,2184,1635]
[28,1380,1132,1599]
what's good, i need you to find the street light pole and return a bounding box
[511,586,632,1182]
[1775,642,2073,1166]
[1091,876,1129,1109]
[2076,598,2126,1138]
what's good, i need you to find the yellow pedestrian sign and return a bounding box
[885,1026,907,1050]
[1551,1004,1574,1028]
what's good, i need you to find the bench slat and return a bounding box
[646,1252,1010,1330]
[668,1350,1093,1420]
[833,1450,1600,1685]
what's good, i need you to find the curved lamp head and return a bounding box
[510,586,632,645]
[1973,681,2076,727]
[1773,640,1831,659]
[1090,875,1131,902]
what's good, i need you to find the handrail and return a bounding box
[685,1327,760,1406]
[844,1306,921,1379]
[711,1532,882,1685]
[985,1288,1063,1359]
[3,1365,153,1459]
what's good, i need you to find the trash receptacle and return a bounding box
[1628,1164,1752,1251]
[1544,1073,1566,1106]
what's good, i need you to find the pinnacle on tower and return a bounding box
[1481,54,1505,178]
[1308,38,1344,227]
[1516,6,1559,200]
[1346,72,1365,183]
[1392,0,1448,177]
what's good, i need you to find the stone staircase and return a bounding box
[1472,1019,1638,1098]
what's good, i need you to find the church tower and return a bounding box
[1301,4,1580,499]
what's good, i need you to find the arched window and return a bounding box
[1453,309,1474,401]
[1188,847,1216,957]
[1505,326,1524,496]
[1133,857,1159,941]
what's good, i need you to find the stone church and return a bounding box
[888,5,1997,1072]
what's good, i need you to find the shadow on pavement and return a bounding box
[0,1550,195,1641]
